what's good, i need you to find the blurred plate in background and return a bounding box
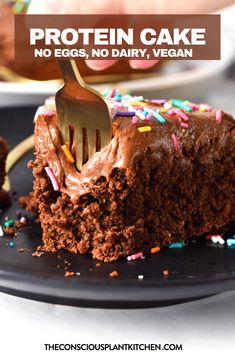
[0,35,233,107]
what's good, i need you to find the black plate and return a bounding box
[0,106,235,309]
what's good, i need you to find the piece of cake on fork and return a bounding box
[27,93,235,261]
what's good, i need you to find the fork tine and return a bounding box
[87,129,96,160]
[100,130,112,151]
[73,126,83,171]
[56,60,112,170]
[55,97,70,145]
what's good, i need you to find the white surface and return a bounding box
[0,290,235,353]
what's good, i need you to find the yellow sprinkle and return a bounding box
[138,126,152,133]
[62,145,75,163]
[199,104,206,112]
[151,246,161,254]
[130,101,147,107]
[160,108,167,113]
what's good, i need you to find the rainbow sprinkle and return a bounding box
[150,99,167,104]
[127,252,143,261]
[145,112,153,121]
[211,235,225,245]
[62,145,75,163]
[227,239,235,247]
[168,241,185,249]
[150,246,161,254]
[115,111,135,117]
[109,88,116,98]
[180,122,188,129]
[171,133,180,152]
[170,99,193,113]
[174,108,189,121]
[138,126,152,133]
[4,220,14,228]
[45,167,60,191]
[144,108,166,124]
[132,116,138,124]
[216,110,222,124]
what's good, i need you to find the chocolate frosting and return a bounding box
[34,101,234,203]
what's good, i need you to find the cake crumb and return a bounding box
[64,271,75,278]
[96,263,101,268]
[109,270,119,278]
[4,227,15,236]
[32,251,44,257]
[163,269,170,277]
[18,247,25,253]
[15,220,23,229]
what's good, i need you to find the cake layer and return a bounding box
[29,94,235,261]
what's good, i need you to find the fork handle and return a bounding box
[57,60,86,87]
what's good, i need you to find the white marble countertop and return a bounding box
[0,290,235,353]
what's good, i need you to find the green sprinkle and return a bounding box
[122,94,132,100]
[12,2,25,13]
[170,99,193,113]
[9,242,14,248]
[4,220,14,228]
[101,89,111,97]
[169,242,185,249]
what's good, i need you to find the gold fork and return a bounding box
[56,60,112,171]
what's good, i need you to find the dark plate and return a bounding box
[0,106,235,309]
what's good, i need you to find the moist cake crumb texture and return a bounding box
[26,92,235,262]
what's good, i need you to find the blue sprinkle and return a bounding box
[169,242,185,249]
[123,94,133,100]
[144,108,166,124]
[227,238,235,247]
[153,111,166,124]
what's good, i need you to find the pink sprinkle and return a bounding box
[127,252,143,261]
[113,101,123,109]
[180,122,188,128]
[186,102,200,111]
[109,89,116,98]
[171,133,180,152]
[168,108,176,116]
[145,112,153,121]
[175,108,189,121]
[216,110,222,124]
[204,104,212,112]
[150,99,167,105]
[132,116,138,124]
[42,110,54,117]
[206,234,223,240]
[45,167,60,191]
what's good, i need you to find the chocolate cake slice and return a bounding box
[29,94,235,261]
[0,137,10,207]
